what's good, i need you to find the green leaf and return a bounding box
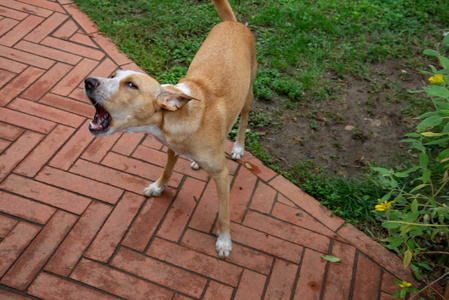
[403,249,412,267]
[441,210,449,221]
[401,224,416,236]
[424,85,449,99]
[393,193,404,203]
[440,56,449,70]
[421,169,431,184]
[408,88,425,92]
[400,289,407,298]
[380,191,392,202]
[407,238,417,249]
[409,227,423,237]
[429,197,436,207]
[410,263,423,281]
[411,140,425,152]
[390,178,398,188]
[400,138,417,143]
[430,229,438,240]
[417,115,443,130]
[404,133,420,138]
[394,172,409,178]
[404,166,420,174]
[443,33,449,46]
[410,184,427,193]
[435,101,449,110]
[419,152,428,169]
[424,137,449,145]
[382,236,403,249]
[423,49,439,57]
[421,132,444,137]
[437,148,449,161]
[443,122,449,133]
[382,222,400,229]
[321,255,340,263]
[429,64,438,73]
[417,111,434,119]
[411,199,418,214]
[371,167,389,174]
[419,263,432,271]
[245,162,252,170]
[436,68,449,75]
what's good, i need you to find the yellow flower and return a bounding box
[399,281,412,288]
[429,74,444,84]
[375,200,393,211]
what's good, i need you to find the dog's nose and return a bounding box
[85,78,99,91]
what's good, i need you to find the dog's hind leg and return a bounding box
[231,87,254,160]
[144,148,178,197]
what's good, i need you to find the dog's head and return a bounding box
[84,70,197,136]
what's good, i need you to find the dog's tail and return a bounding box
[211,0,237,22]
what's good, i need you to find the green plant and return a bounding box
[288,160,383,224]
[391,280,420,299]
[371,35,449,284]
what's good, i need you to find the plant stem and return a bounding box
[419,251,449,255]
[385,221,449,227]
[434,179,448,198]
[409,271,449,300]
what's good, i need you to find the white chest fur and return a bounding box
[123,124,197,161]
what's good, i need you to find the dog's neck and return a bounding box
[122,81,203,160]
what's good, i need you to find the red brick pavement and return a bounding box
[0,1,433,299]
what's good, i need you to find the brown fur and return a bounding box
[84,0,256,258]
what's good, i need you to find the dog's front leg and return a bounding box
[144,148,178,197]
[213,167,232,258]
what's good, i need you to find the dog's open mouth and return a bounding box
[89,104,111,134]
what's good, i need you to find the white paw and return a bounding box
[231,142,244,160]
[215,231,232,258]
[143,181,165,197]
[190,160,200,170]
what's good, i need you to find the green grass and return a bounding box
[286,160,384,223]
[75,0,448,101]
[74,0,449,225]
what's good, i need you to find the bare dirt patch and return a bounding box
[251,60,428,177]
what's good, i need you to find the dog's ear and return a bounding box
[156,88,199,111]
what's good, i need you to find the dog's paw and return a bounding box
[215,231,232,258]
[143,182,165,197]
[190,160,200,170]
[231,142,244,160]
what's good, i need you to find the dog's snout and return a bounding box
[85,78,99,91]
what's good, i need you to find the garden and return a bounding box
[74,0,449,298]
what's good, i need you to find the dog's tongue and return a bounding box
[89,105,111,131]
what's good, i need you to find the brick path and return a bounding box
[0,1,425,299]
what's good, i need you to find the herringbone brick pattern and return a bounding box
[0,1,432,299]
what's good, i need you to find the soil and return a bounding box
[251,60,428,177]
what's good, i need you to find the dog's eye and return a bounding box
[126,81,138,89]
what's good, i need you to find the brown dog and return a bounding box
[84,0,256,258]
